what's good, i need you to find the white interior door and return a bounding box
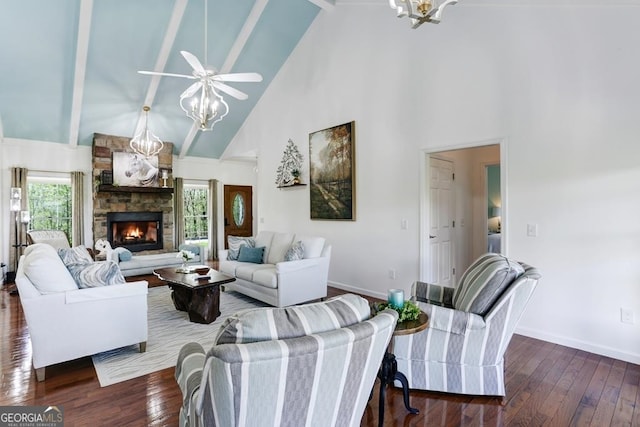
[428,157,454,286]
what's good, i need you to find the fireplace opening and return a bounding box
[106,211,163,252]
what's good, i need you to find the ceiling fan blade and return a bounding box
[212,72,263,82]
[211,81,248,100]
[181,81,203,98]
[138,70,196,79]
[181,50,206,74]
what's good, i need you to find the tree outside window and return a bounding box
[27,181,72,243]
[184,186,208,246]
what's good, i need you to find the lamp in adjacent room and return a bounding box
[130,106,164,157]
[389,0,460,28]
[491,207,502,233]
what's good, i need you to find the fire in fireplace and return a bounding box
[106,211,163,252]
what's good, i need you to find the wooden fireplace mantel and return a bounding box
[98,185,174,194]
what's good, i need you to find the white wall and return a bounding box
[228,3,640,363]
[1,138,257,263]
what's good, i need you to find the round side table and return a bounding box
[377,311,429,427]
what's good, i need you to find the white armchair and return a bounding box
[15,243,148,381]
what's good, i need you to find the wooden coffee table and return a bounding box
[153,267,235,324]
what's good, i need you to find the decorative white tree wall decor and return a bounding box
[275,139,304,187]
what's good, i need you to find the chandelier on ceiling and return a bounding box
[130,106,164,157]
[138,0,261,132]
[389,0,460,28]
[179,77,229,131]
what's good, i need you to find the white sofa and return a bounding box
[110,244,204,277]
[219,231,331,307]
[15,243,148,381]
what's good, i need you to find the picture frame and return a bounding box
[309,121,356,220]
[112,152,160,187]
[100,170,113,185]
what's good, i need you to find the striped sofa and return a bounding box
[175,293,398,427]
[393,254,541,397]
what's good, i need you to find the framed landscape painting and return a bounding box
[309,121,356,220]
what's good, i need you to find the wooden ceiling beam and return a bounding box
[68,0,93,147]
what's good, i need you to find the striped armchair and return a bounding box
[175,293,398,427]
[393,254,541,397]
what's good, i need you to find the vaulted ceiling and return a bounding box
[0,0,332,159]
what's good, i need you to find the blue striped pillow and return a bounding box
[227,236,255,261]
[214,293,371,345]
[453,253,524,315]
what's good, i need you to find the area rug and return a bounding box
[92,286,267,387]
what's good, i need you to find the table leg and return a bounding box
[377,351,419,427]
[170,285,189,311]
[394,371,419,414]
[169,285,221,324]
[187,286,221,324]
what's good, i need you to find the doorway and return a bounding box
[223,185,253,248]
[486,164,502,254]
[421,141,503,285]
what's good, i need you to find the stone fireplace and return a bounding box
[106,211,163,252]
[92,133,174,255]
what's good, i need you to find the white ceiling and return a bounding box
[0,0,332,159]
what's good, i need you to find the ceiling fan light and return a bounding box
[130,106,164,157]
[180,83,228,131]
[390,0,460,27]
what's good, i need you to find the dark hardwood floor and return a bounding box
[1,274,638,426]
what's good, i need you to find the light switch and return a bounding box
[527,223,538,237]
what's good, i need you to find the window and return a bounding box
[27,176,72,241]
[184,185,209,245]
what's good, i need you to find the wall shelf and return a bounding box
[98,185,174,194]
[277,183,307,189]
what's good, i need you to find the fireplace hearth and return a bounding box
[106,211,163,252]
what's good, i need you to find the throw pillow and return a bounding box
[284,240,304,261]
[453,253,525,315]
[23,244,78,294]
[178,244,200,256]
[215,293,371,345]
[58,245,94,266]
[71,261,126,289]
[227,236,255,260]
[237,246,265,264]
[113,247,132,261]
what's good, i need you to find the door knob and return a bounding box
[429,235,436,239]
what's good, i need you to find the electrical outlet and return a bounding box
[388,269,396,280]
[621,308,635,324]
[401,219,408,230]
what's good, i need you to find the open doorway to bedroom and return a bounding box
[420,140,504,286]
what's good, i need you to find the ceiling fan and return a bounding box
[138,51,262,130]
[138,0,262,130]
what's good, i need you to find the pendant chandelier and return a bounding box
[179,77,229,131]
[130,106,164,157]
[389,0,460,28]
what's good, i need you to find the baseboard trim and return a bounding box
[328,280,387,301]
[515,326,640,365]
